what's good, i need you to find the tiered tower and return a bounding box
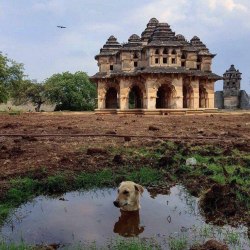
[223,65,242,109]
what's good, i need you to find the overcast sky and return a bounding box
[0,0,250,92]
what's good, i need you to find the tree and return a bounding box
[0,51,26,103]
[24,82,47,112]
[44,71,96,111]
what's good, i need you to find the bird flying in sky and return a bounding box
[57,26,66,28]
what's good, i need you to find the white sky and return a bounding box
[0,0,250,92]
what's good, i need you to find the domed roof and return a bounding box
[223,65,242,78]
[149,23,176,42]
[95,35,121,57]
[128,34,141,43]
[141,18,160,42]
[190,36,207,49]
[103,35,121,49]
[148,18,159,24]
[191,36,200,41]
[229,64,236,71]
[176,34,186,41]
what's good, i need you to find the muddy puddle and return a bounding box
[0,185,249,249]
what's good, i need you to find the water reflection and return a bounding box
[113,210,144,237]
[0,185,248,250]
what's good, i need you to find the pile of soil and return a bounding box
[200,184,238,220]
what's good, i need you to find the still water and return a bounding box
[0,185,249,249]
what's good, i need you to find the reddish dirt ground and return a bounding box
[0,112,249,183]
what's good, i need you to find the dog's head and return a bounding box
[113,181,144,211]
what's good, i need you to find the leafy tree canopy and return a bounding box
[0,52,26,103]
[44,71,96,111]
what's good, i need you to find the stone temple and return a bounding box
[91,18,222,114]
[215,65,250,109]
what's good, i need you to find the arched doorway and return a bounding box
[105,87,118,109]
[199,86,208,108]
[129,86,143,109]
[183,85,194,108]
[156,85,173,108]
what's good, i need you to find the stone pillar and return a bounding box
[172,77,183,109]
[97,81,106,109]
[119,78,130,110]
[145,78,157,110]
[191,79,199,109]
[207,81,215,108]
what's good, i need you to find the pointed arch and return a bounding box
[129,85,143,109]
[156,84,176,109]
[163,48,168,55]
[105,87,118,109]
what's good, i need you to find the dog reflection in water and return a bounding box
[113,181,144,237]
[113,209,144,237]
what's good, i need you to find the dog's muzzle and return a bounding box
[113,201,120,207]
[113,200,127,208]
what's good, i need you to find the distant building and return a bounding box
[91,18,222,114]
[215,65,250,109]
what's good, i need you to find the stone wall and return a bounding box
[239,90,250,109]
[214,91,224,109]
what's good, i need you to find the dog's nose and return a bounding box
[113,201,119,207]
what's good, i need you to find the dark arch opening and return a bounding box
[129,86,143,109]
[105,88,118,109]
[155,49,159,55]
[156,85,173,109]
[134,52,138,59]
[172,49,176,55]
[163,48,168,54]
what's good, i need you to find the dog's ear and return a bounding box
[135,184,144,194]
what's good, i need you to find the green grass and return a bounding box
[75,169,114,189]
[125,167,163,185]
[0,241,32,250]
[0,238,161,250]
[168,236,188,250]
[8,111,22,116]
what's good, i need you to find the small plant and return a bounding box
[125,167,163,185]
[210,174,226,184]
[199,225,213,238]
[76,169,114,189]
[44,174,67,193]
[168,235,188,250]
[109,238,161,250]
[0,241,32,250]
[225,231,240,246]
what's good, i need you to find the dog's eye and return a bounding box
[117,189,119,193]
[123,190,129,195]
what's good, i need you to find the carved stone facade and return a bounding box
[91,18,222,113]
